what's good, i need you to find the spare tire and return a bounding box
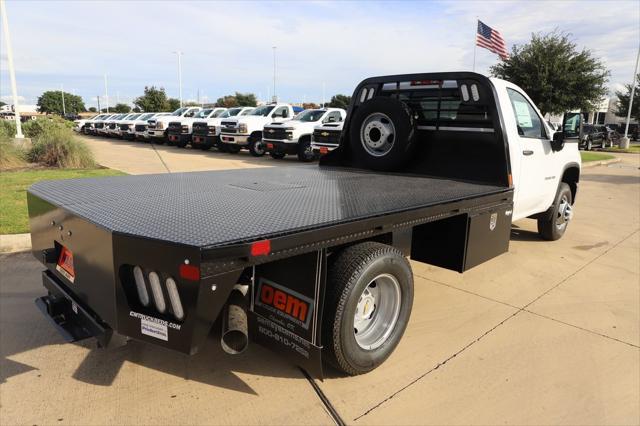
[349,97,416,171]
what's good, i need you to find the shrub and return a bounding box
[28,127,96,168]
[0,132,27,170]
[22,116,73,139]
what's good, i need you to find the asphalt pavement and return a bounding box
[0,137,638,425]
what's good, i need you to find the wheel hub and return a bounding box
[353,273,401,350]
[360,113,396,157]
[556,196,572,229]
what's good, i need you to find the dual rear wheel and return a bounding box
[323,242,414,375]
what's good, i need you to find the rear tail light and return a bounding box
[148,272,166,313]
[133,266,150,307]
[165,278,184,320]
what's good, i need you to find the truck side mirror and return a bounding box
[551,131,565,151]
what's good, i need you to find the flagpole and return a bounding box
[472,18,478,72]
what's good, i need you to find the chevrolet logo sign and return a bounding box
[268,129,274,133]
[321,132,329,137]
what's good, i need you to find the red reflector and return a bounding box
[179,264,200,281]
[320,147,328,154]
[251,240,271,256]
[267,143,274,149]
[57,246,74,276]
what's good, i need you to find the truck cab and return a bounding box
[219,103,300,156]
[192,106,255,151]
[147,107,202,144]
[168,107,227,148]
[263,108,346,161]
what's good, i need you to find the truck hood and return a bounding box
[265,120,319,132]
[229,115,272,126]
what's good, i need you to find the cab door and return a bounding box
[507,88,558,218]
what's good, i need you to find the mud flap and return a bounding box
[249,250,326,378]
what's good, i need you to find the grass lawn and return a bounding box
[580,151,615,163]
[604,144,640,154]
[0,168,125,234]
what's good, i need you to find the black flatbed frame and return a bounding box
[29,166,509,256]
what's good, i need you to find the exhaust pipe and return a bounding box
[221,287,249,355]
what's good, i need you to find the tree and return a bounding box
[0,101,6,107]
[167,98,181,111]
[302,102,320,109]
[132,106,141,113]
[184,101,201,107]
[88,107,97,112]
[216,92,258,107]
[327,94,351,110]
[113,103,131,113]
[134,86,170,112]
[37,91,86,115]
[614,73,640,123]
[490,31,609,116]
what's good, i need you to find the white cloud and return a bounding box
[0,0,637,105]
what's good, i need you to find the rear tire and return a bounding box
[349,97,416,171]
[249,135,266,157]
[537,183,573,241]
[322,242,414,376]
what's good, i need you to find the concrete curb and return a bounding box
[582,158,622,168]
[0,233,31,254]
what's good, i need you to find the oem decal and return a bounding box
[255,278,314,330]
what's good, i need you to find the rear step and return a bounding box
[35,270,112,347]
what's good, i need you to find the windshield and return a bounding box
[127,114,141,120]
[294,109,325,122]
[139,113,154,120]
[195,109,213,118]
[249,105,275,117]
[220,109,235,118]
[171,107,188,116]
[212,109,226,117]
[240,108,254,116]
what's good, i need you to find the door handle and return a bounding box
[523,150,534,156]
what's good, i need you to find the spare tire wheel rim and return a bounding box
[353,273,402,350]
[361,113,396,157]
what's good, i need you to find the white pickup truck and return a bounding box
[134,113,171,141]
[28,73,582,380]
[311,121,343,157]
[119,112,156,141]
[168,107,228,148]
[219,103,300,156]
[263,108,346,161]
[191,106,255,151]
[147,107,202,144]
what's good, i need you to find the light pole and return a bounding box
[621,45,640,149]
[1,0,23,138]
[104,74,109,113]
[60,84,66,116]
[272,46,277,103]
[173,51,183,107]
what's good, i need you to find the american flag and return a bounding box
[476,20,509,60]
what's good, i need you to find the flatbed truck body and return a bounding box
[28,72,579,377]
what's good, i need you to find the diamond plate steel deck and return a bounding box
[28,167,507,248]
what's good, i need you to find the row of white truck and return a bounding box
[77,104,347,161]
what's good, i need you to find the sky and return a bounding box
[1,0,638,109]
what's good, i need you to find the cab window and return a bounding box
[273,107,289,118]
[323,111,343,123]
[507,89,546,139]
